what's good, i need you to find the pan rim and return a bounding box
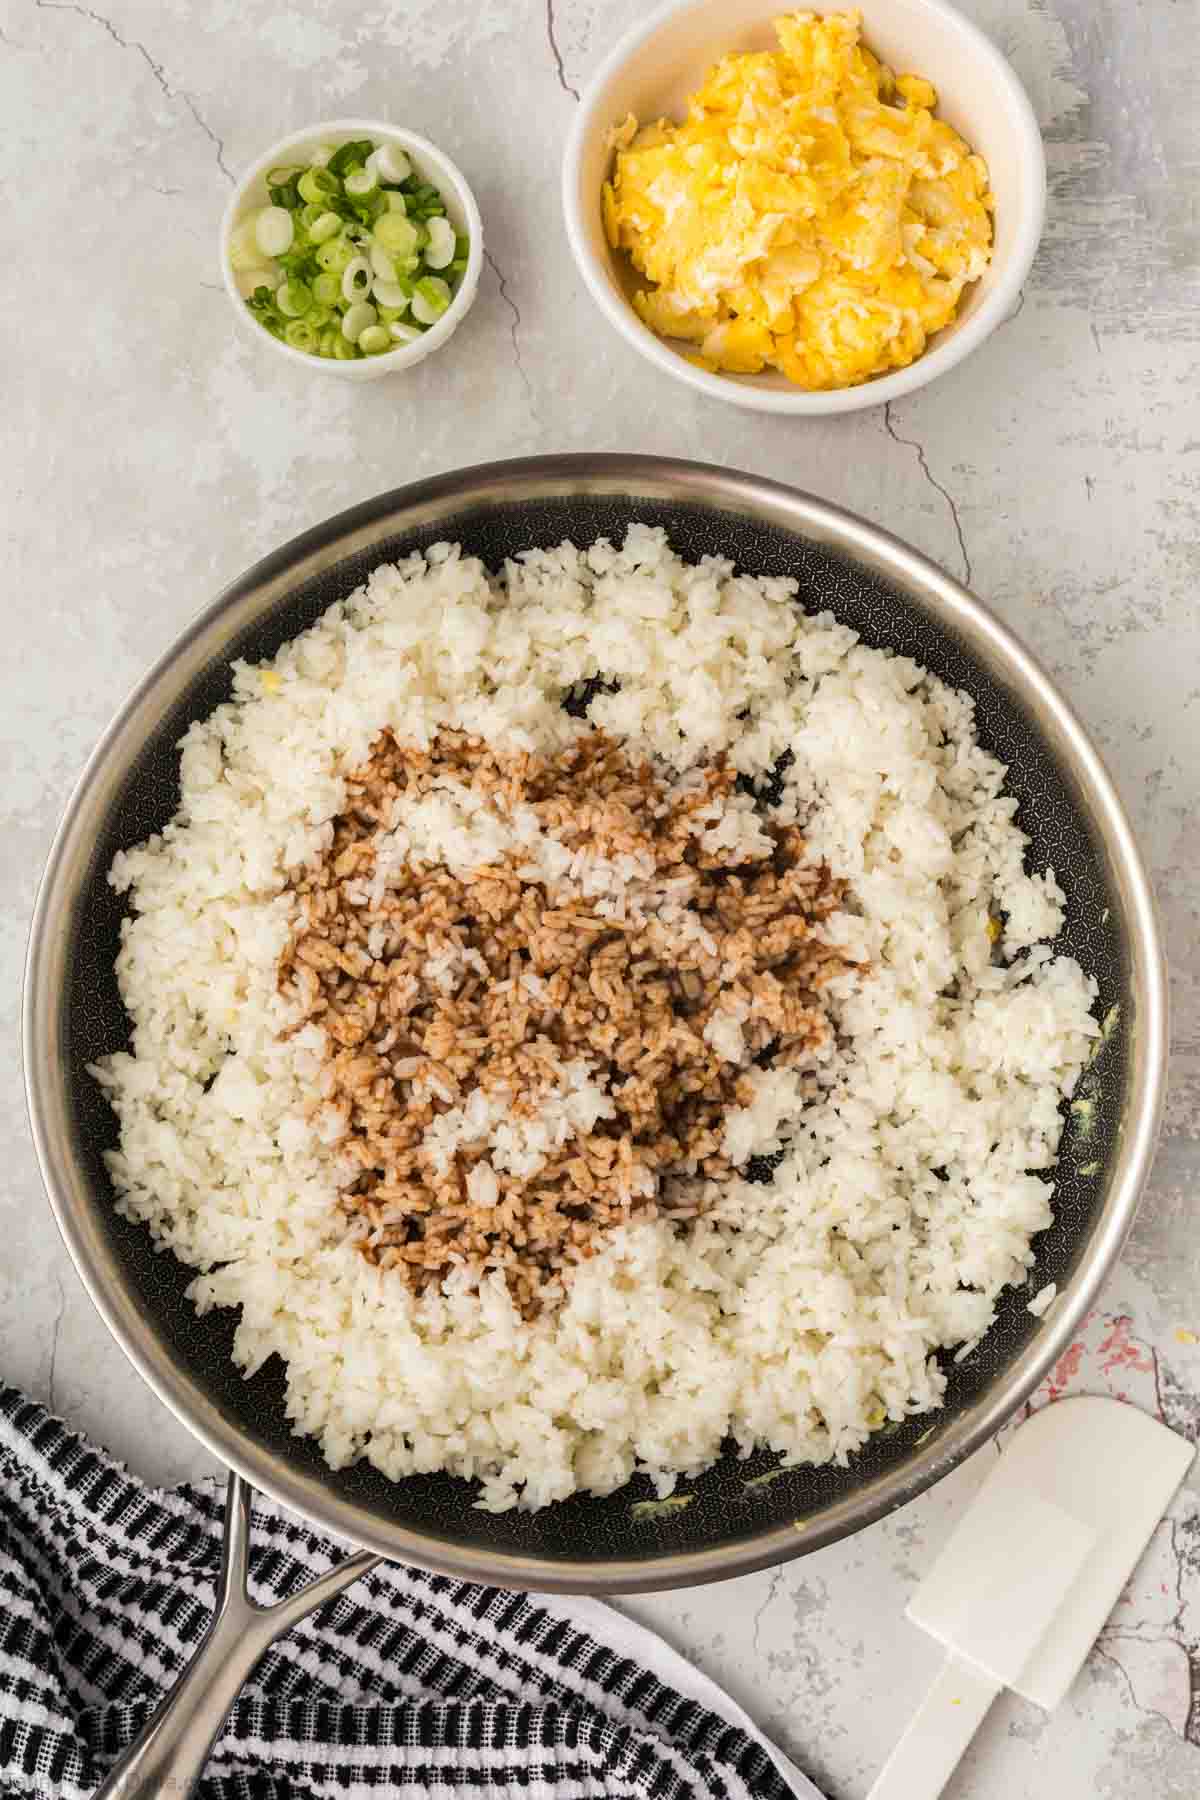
[22,453,1167,1593]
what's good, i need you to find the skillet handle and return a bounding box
[96,1472,380,1800]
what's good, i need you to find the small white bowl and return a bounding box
[221,118,483,381]
[562,0,1045,416]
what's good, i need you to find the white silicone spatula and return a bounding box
[867,1396,1195,1800]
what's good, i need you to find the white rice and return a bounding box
[91,528,1099,1510]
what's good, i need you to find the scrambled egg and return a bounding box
[602,9,994,389]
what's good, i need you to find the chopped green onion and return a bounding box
[298,166,340,204]
[277,279,313,317]
[255,206,294,258]
[372,279,410,311]
[406,183,445,222]
[373,143,412,185]
[327,138,374,177]
[235,265,281,298]
[228,218,265,271]
[284,318,319,353]
[373,212,418,258]
[341,300,377,342]
[275,243,316,275]
[369,243,398,283]
[233,135,467,362]
[315,235,356,274]
[341,256,372,302]
[308,211,343,245]
[411,275,451,324]
[424,216,456,269]
[344,165,380,199]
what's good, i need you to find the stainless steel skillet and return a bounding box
[23,455,1166,1794]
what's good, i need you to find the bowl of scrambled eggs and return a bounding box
[563,0,1044,414]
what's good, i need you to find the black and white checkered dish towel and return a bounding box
[0,1388,819,1799]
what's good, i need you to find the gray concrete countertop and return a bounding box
[3,1,1198,1795]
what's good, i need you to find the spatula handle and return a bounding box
[866,1654,1000,1800]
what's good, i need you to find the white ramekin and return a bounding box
[562,0,1045,415]
[221,118,483,382]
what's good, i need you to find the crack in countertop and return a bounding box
[1003,287,1027,327]
[883,400,973,589]
[180,89,233,184]
[545,0,579,101]
[1095,1638,1200,1746]
[1151,1341,1167,1428]
[46,1276,66,1416]
[751,1567,785,1657]
[1093,1641,1161,1725]
[484,247,540,424]
[1168,1516,1188,1625]
[34,0,233,183]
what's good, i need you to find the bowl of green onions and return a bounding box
[221,119,483,378]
